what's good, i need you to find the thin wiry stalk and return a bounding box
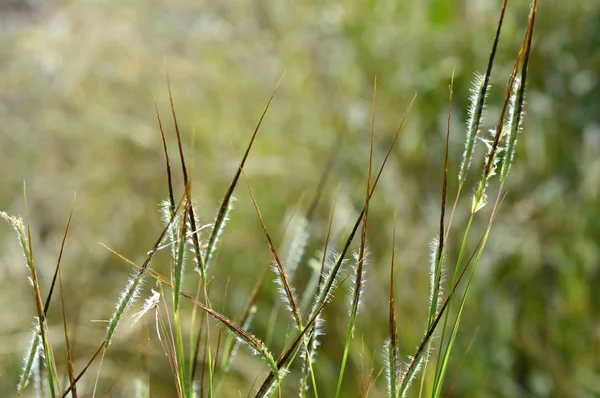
[155,98,176,214]
[315,185,340,303]
[156,283,185,398]
[241,169,325,396]
[217,265,269,394]
[299,313,325,397]
[25,198,59,398]
[173,203,188,313]
[298,189,340,397]
[164,71,217,396]
[263,154,335,351]
[165,67,207,285]
[336,76,377,398]
[61,342,104,398]
[314,96,415,325]
[223,266,268,367]
[211,279,231,387]
[204,75,283,269]
[241,169,303,330]
[432,192,507,398]
[295,162,340,380]
[55,208,77,398]
[173,202,190,396]
[417,72,453,397]
[190,77,282,393]
[385,214,399,398]
[225,305,257,371]
[254,274,351,398]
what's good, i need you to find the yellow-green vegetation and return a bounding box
[1,1,598,397]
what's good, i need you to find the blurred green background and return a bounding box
[1,0,598,397]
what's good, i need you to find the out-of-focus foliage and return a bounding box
[0,0,598,397]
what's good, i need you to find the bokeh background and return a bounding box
[1,0,599,397]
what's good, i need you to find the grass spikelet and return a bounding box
[472,14,529,215]
[284,215,309,281]
[204,196,236,267]
[299,256,324,316]
[459,72,488,185]
[348,250,369,315]
[1,212,32,272]
[18,322,41,394]
[308,251,347,320]
[270,258,300,325]
[458,0,507,189]
[427,236,445,319]
[399,355,425,397]
[33,336,44,398]
[499,77,522,184]
[105,196,184,349]
[106,271,145,348]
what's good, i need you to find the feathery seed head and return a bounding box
[459,72,490,185]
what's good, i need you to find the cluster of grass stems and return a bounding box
[3,1,537,396]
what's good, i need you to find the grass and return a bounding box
[2,1,572,396]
